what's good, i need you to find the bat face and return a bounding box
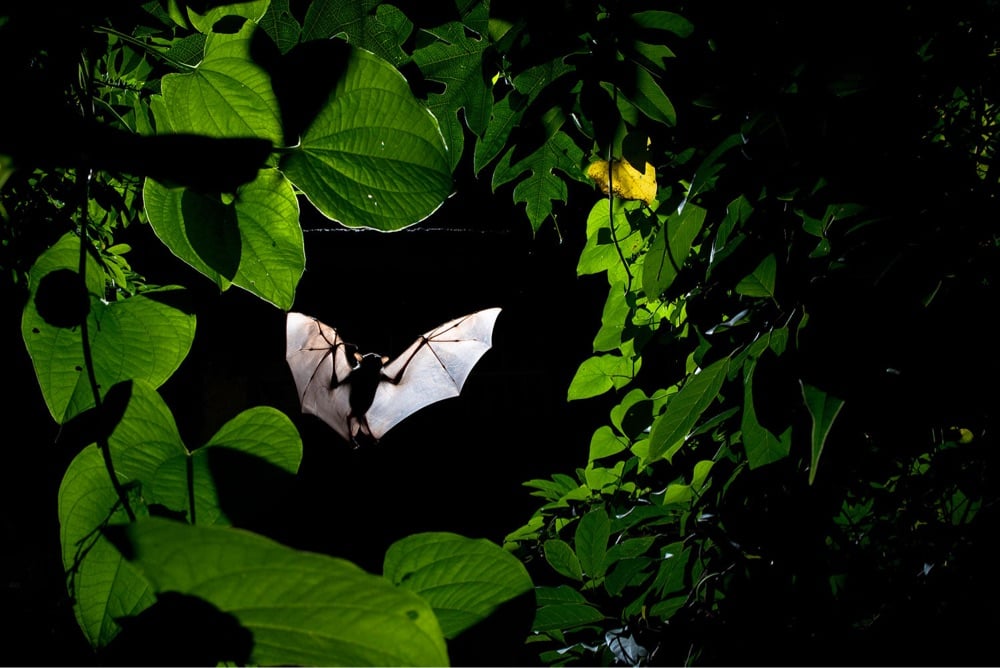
[286,308,501,446]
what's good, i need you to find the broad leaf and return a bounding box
[157,21,283,143]
[144,168,304,309]
[568,344,640,400]
[108,519,449,667]
[647,356,729,461]
[641,203,706,299]
[384,532,533,638]
[59,381,186,647]
[22,234,195,423]
[280,44,452,231]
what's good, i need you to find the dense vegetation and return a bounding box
[2,0,998,664]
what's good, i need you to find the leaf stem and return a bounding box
[75,49,136,523]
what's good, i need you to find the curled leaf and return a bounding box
[586,157,657,205]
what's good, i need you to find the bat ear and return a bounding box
[354,351,364,363]
[381,355,390,365]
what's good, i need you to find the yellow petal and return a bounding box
[586,157,657,205]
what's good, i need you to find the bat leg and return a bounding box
[349,414,377,448]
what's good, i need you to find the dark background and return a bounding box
[1,162,609,663]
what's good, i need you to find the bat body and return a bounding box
[286,308,501,445]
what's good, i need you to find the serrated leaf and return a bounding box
[259,0,302,54]
[383,532,533,638]
[411,21,491,169]
[143,169,304,309]
[474,57,575,173]
[301,0,412,66]
[647,356,729,461]
[108,519,448,666]
[22,234,195,423]
[800,381,845,484]
[492,131,586,232]
[280,44,452,231]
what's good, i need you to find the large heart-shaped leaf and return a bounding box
[280,44,452,231]
[22,234,195,423]
[384,532,533,639]
[143,168,304,309]
[109,519,449,666]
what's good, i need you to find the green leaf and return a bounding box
[411,21,492,169]
[157,21,282,143]
[735,253,777,299]
[383,532,533,639]
[108,519,449,667]
[59,381,186,647]
[641,203,706,299]
[620,65,676,126]
[491,131,586,232]
[604,557,653,597]
[186,0,268,33]
[647,356,729,461]
[567,345,640,400]
[280,44,452,231]
[259,0,303,54]
[301,0,413,66]
[532,603,606,632]
[474,57,575,173]
[22,234,195,423]
[630,10,694,38]
[800,381,845,484]
[543,539,583,581]
[152,406,303,526]
[741,360,792,468]
[588,425,629,462]
[143,168,304,309]
[575,508,611,579]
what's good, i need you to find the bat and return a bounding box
[286,307,501,445]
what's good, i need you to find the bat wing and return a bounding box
[365,307,501,440]
[286,312,355,441]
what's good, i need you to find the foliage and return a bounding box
[1,1,532,664]
[3,0,1000,665]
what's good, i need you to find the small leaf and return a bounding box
[532,603,606,632]
[736,254,777,299]
[741,360,792,468]
[109,519,449,667]
[543,539,583,581]
[800,381,845,485]
[588,425,629,462]
[384,532,533,638]
[575,508,611,579]
[620,65,676,126]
